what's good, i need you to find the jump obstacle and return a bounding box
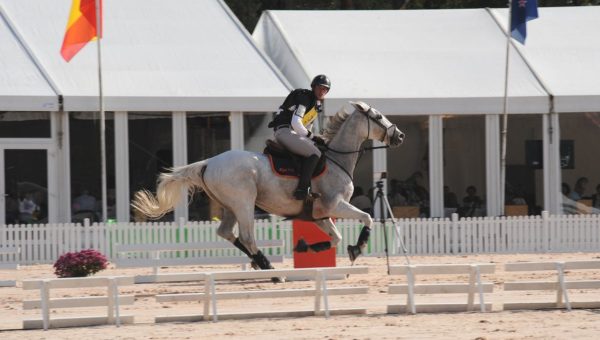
[153,266,369,323]
[387,263,495,314]
[503,260,600,311]
[16,260,600,330]
[22,276,135,330]
[20,266,369,329]
[114,240,284,283]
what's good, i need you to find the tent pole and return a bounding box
[500,1,512,216]
[96,0,107,222]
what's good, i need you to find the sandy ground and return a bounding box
[1,252,600,339]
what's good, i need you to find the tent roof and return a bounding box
[0,0,290,112]
[254,7,599,115]
[0,6,58,111]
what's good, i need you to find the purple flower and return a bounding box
[54,249,108,278]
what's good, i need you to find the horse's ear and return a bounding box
[349,101,371,113]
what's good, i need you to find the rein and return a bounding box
[325,144,389,154]
[324,145,389,181]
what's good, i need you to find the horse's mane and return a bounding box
[322,107,351,141]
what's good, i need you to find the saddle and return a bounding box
[263,140,328,222]
[263,140,327,178]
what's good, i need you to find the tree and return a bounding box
[224,0,597,32]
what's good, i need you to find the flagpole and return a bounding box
[95,0,107,222]
[500,0,512,216]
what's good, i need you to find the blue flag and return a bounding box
[511,0,538,44]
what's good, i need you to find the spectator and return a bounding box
[350,187,372,215]
[388,181,408,207]
[73,189,97,213]
[444,186,459,208]
[460,185,483,217]
[5,192,20,224]
[510,190,527,205]
[562,182,571,197]
[19,193,39,223]
[561,182,579,215]
[569,177,589,201]
[592,184,600,209]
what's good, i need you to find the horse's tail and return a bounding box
[131,161,207,219]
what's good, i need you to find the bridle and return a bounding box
[324,106,400,180]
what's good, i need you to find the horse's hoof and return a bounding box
[250,260,260,270]
[347,244,361,262]
[294,239,309,253]
[271,276,285,284]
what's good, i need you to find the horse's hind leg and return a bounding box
[216,208,254,260]
[233,204,283,283]
[231,205,270,268]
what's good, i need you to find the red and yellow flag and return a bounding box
[60,0,102,62]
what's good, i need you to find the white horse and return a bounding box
[133,102,404,272]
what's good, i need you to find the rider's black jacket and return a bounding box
[268,89,322,130]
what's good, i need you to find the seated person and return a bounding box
[592,184,600,209]
[19,193,39,223]
[350,187,372,215]
[388,183,408,207]
[568,177,588,201]
[460,185,483,217]
[73,189,97,213]
[511,194,527,205]
[444,185,459,209]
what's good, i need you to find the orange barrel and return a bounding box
[292,219,336,268]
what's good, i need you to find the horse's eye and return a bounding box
[375,113,382,120]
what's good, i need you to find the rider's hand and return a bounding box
[311,135,326,146]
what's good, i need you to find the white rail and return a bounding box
[22,276,135,330]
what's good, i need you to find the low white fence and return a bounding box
[1,211,599,265]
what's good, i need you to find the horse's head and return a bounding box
[350,101,405,147]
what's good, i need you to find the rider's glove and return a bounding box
[311,135,326,146]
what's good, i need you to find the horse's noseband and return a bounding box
[389,128,405,146]
[360,108,400,145]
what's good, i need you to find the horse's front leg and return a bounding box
[327,200,374,263]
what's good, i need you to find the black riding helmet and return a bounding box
[310,74,331,90]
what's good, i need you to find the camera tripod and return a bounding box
[371,178,411,274]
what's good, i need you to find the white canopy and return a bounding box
[0,6,58,111]
[0,0,290,112]
[254,7,599,115]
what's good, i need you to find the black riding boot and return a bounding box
[293,154,320,200]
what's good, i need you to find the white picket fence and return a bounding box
[1,211,599,265]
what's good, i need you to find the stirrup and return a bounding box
[309,192,321,199]
[293,187,321,200]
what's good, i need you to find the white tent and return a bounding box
[0,6,58,111]
[491,6,600,113]
[0,0,290,112]
[254,7,600,116]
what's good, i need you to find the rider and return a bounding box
[268,74,330,200]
